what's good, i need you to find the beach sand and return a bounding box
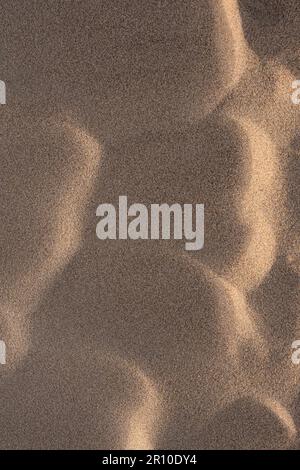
[0,0,299,449]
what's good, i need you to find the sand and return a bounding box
[0,0,299,449]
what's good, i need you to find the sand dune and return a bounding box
[0,0,299,449]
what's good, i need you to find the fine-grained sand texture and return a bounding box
[0,0,299,449]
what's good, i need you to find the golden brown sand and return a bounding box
[0,0,299,449]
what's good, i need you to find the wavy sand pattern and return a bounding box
[0,0,299,449]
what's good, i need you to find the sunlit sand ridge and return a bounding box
[0,113,101,369]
